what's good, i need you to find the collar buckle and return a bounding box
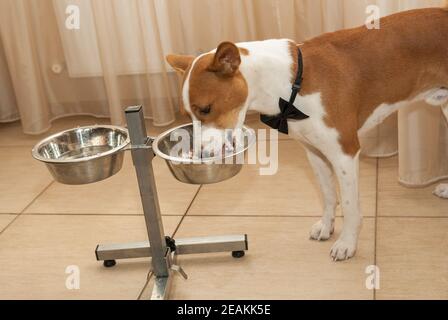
[292,83,302,91]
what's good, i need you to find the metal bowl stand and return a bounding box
[95,106,248,300]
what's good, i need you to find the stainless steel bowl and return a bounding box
[153,124,256,185]
[32,125,130,185]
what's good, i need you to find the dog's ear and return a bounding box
[208,42,241,77]
[166,54,195,75]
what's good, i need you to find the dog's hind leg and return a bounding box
[434,103,448,199]
[305,147,337,241]
[425,94,448,199]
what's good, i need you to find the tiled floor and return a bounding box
[0,116,447,300]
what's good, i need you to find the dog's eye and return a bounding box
[199,105,212,115]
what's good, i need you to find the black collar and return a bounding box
[260,47,309,134]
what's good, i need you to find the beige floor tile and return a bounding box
[0,214,16,232]
[0,147,53,213]
[188,141,377,217]
[25,154,199,215]
[0,215,180,299]
[378,157,448,217]
[376,217,448,300]
[141,216,375,300]
[0,115,191,147]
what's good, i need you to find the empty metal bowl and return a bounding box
[153,124,256,185]
[32,125,130,185]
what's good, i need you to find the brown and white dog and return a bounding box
[166,8,448,261]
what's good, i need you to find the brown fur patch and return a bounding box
[188,53,248,129]
[299,8,448,155]
[288,41,299,83]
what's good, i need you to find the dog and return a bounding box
[166,8,448,261]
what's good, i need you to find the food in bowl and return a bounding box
[152,124,256,184]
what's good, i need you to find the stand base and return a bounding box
[95,234,248,300]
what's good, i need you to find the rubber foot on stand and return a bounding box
[232,251,245,259]
[103,260,116,268]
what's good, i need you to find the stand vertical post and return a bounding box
[125,106,168,278]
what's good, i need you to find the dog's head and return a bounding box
[166,42,249,156]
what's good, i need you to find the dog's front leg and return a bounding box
[327,151,362,261]
[305,148,337,241]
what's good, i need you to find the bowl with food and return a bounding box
[153,124,256,185]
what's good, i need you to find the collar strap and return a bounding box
[260,47,309,134]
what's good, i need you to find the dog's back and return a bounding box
[301,8,448,136]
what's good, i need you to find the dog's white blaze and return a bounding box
[182,53,208,119]
[183,53,213,155]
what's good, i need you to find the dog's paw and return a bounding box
[433,184,448,199]
[310,220,334,241]
[330,237,357,261]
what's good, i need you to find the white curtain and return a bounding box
[0,0,446,186]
